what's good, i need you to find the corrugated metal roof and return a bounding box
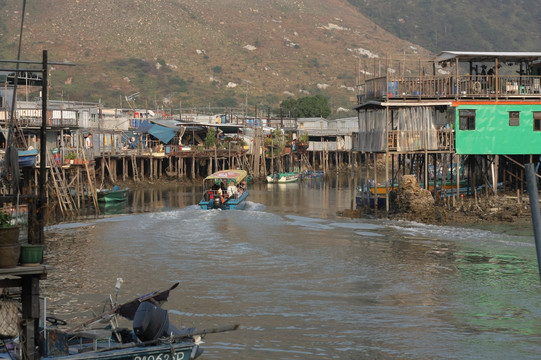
[435,51,541,63]
[354,101,453,111]
[297,117,326,122]
[353,100,383,110]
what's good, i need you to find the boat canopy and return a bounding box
[203,170,247,184]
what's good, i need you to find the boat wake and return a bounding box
[385,219,533,247]
[243,201,266,211]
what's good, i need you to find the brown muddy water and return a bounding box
[42,177,541,359]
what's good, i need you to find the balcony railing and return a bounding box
[387,129,454,152]
[361,75,541,101]
[0,108,80,128]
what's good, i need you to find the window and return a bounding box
[509,111,520,126]
[459,109,476,130]
[534,112,541,131]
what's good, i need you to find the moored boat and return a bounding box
[42,339,198,360]
[199,169,249,210]
[355,187,385,208]
[356,178,478,208]
[0,148,36,167]
[266,172,299,183]
[97,185,129,203]
[18,148,39,167]
[362,178,468,196]
[18,282,238,360]
[298,170,324,180]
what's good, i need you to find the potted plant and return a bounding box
[0,211,19,244]
[66,152,77,164]
[0,211,11,227]
[299,133,309,145]
[20,243,44,266]
[297,133,309,152]
[0,211,20,268]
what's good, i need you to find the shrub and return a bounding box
[0,211,12,228]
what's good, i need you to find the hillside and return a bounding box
[0,0,430,115]
[347,0,541,53]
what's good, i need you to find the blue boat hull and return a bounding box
[199,191,249,210]
[299,170,324,179]
[355,192,385,208]
[18,149,39,167]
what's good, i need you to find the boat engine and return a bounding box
[133,301,170,341]
[213,196,222,209]
[132,301,204,359]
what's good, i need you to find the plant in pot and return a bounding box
[20,243,44,266]
[0,211,20,268]
[299,133,309,145]
[66,152,77,164]
[297,133,309,152]
[1,209,46,267]
[0,211,19,244]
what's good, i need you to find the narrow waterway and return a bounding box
[43,177,541,359]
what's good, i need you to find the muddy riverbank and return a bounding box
[341,175,534,228]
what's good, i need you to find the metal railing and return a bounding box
[387,129,454,152]
[361,75,541,101]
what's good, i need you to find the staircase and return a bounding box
[300,153,313,171]
[131,155,139,182]
[47,152,76,217]
[81,149,100,213]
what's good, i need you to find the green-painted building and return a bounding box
[455,103,541,154]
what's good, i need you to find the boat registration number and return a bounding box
[134,353,185,360]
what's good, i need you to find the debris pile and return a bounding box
[340,175,531,227]
[393,175,437,220]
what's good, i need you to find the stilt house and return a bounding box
[354,51,541,210]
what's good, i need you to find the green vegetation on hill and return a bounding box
[347,0,541,53]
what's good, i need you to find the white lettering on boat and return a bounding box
[134,352,185,360]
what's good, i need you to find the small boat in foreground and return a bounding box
[0,282,239,359]
[266,172,299,183]
[31,282,237,360]
[97,185,129,203]
[199,169,249,210]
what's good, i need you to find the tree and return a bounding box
[280,95,331,118]
[204,127,217,148]
[281,98,298,117]
[217,96,237,107]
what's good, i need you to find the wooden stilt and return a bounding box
[374,153,378,217]
[191,154,195,180]
[101,158,105,186]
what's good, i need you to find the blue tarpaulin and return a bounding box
[149,125,176,144]
[136,120,177,144]
[136,120,153,133]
